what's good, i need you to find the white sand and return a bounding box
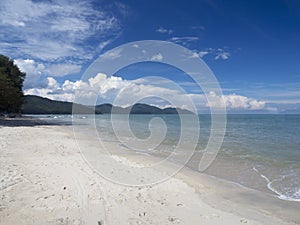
[0,124,299,225]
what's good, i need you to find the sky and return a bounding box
[0,0,300,113]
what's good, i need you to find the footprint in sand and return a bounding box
[0,167,23,190]
[128,218,148,225]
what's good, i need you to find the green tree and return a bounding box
[0,55,26,114]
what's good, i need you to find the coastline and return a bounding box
[0,120,299,224]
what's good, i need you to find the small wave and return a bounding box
[268,180,300,202]
[135,151,150,156]
[253,166,270,183]
[276,191,300,202]
[252,166,259,173]
[253,166,300,202]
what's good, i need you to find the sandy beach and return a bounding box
[0,119,299,225]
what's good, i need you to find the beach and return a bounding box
[1,0,300,224]
[0,119,299,225]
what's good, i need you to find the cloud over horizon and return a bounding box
[24,73,270,112]
[14,59,81,89]
[1,0,297,113]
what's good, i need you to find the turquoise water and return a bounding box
[38,114,300,201]
[204,115,300,201]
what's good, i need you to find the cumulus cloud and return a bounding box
[24,73,267,112]
[191,48,231,60]
[151,53,163,61]
[207,92,266,110]
[14,58,82,89]
[192,51,210,58]
[25,77,88,102]
[14,59,45,88]
[47,77,60,90]
[215,51,230,60]
[25,73,131,104]
[24,73,182,106]
[156,27,173,34]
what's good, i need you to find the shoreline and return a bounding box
[97,138,300,223]
[0,121,299,224]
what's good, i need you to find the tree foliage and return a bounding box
[0,55,26,114]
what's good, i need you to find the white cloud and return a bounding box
[170,37,199,42]
[215,51,230,60]
[14,58,82,88]
[44,64,81,77]
[156,27,173,34]
[192,51,209,58]
[14,59,45,88]
[47,77,60,90]
[14,59,45,74]
[24,73,189,108]
[88,73,129,95]
[101,48,123,60]
[207,92,266,110]
[169,37,199,46]
[0,0,120,61]
[192,48,231,60]
[25,77,88,102]
[24,73,267,112]
[25,73,131,104]
[151,53,163,61]
[198,51,209,57]
[9,20,25,27]
[98,40,112,50]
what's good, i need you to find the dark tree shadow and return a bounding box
[0,117,73,127]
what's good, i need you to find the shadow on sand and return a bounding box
[0,117,73,127]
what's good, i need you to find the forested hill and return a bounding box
[21,95,193,114]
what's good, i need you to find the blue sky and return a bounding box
[0,0,299,113]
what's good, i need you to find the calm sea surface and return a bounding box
[37,114,300,201]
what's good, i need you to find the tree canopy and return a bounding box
[0,55,26,114]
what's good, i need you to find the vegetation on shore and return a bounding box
[0,55,25,114]
[22,95,193,114]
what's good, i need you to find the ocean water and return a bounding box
[38,114,300,201]
[200,114,300,202]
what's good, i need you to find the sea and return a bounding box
[35,114,300,202]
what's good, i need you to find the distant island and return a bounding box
[21,95,193,114]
